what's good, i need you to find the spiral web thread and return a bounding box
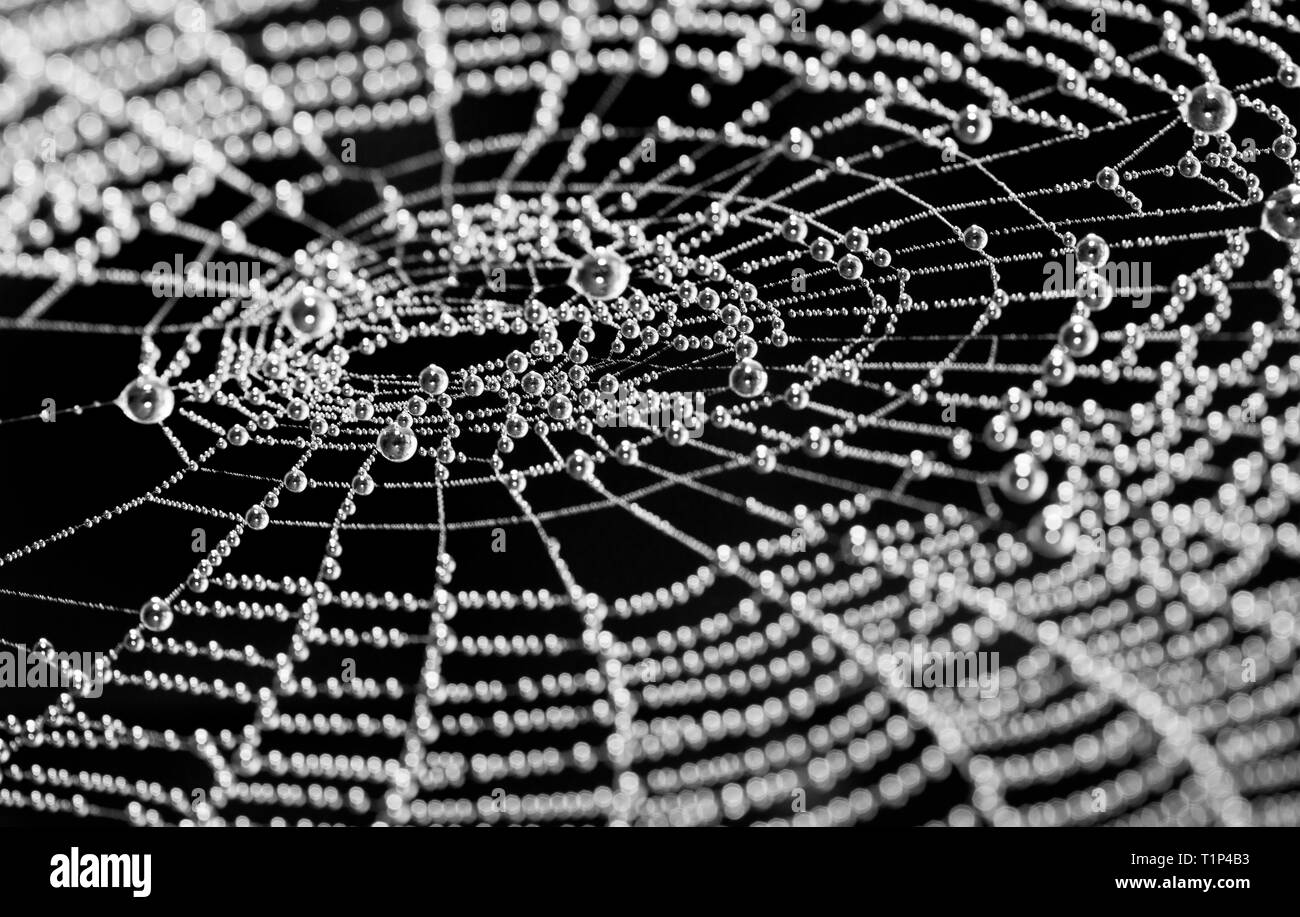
[0,0,1299,826]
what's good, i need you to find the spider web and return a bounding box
[0,0,1298,827]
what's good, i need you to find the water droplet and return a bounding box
[377,421,418,462]
[1059,316,1099,356]
[729,358,768,397]
[954,105,992,144]
[1028,505,1079,557]
[803,427,831,457]
[983,414,1018,451]
[616,440,639,465]
[1182,83,1237,134]
[419,364,448,395]
[998,453,1048,503]
[1261,185,1300,241]
[505,414,529,439]
[1075,273,1113,310]
[962,224,988,251]
[752,444,777,473]
[566,450,594,480]
[139,597,173,632]
[547,394,573,420]
[118,375,175,425]
[569,250,631,300]
[1042,348,1076,387]
[1074,232,1109,269]
[837,254,863,278]
[1177,153,1201,177]
[285,288,338,339]
[245,505,270,530]
[784,127,815,160]
[780,215,808,242]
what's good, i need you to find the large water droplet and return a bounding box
[569,250,631,301]
[954,105,992,144]
[285,287,338,339]
[1074,232,1109,269]
[118,375,175,424]
[1182,83,1237,134]
[1261,185,1300,241]
[245,505,269,530]
[377,421,418,462]
[1042,348,1076,387]
[962,224,988,251]
[728,358,768,398]
[139,596,173,632]
[1028,506,1079,557]
[419,363,448,396]
[1059,316,1099,356]
[998,453,1048,503]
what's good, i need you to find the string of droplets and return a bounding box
[0,0,1298,827]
